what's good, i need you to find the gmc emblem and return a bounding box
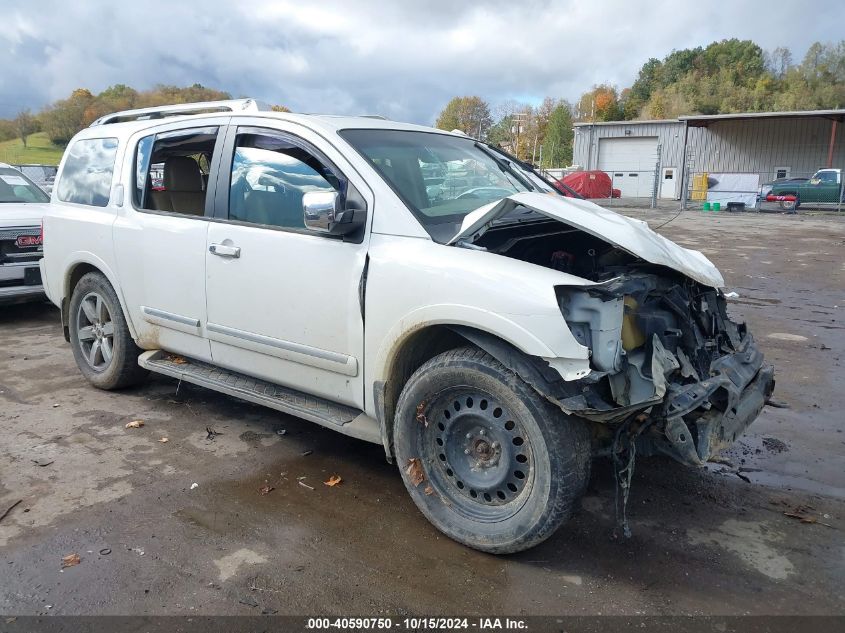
[16,235,42,248]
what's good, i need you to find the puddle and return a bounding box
[688,519,795,580]
[766,333,809,342]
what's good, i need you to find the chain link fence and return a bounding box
[679,164,844,213]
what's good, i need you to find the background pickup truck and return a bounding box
[764,168,843,211]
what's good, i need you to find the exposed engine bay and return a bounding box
[471,218,776,469]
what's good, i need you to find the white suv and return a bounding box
[40,100,774,553]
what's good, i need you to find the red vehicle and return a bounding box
[556,170,621,199]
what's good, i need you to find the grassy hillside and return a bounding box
[0,133,65,165]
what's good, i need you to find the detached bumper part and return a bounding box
[650,334,775,466]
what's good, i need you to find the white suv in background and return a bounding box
[40,100,774,553]
[1,162,50,304]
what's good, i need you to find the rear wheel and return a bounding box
[68,272,148,390]
[394,347,591,554]
[780,195,798,212]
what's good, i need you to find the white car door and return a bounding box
[113,121,228,360]
[204,122,371,408]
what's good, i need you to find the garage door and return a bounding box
[597,137,658,198]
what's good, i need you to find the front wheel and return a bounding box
[68,272,148,390]
[394,347,591,554]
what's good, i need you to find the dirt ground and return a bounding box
[0,209,843,616]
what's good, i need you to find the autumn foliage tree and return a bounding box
[37,84,232,145]
[435,96,493,138]
[587,38,845,122]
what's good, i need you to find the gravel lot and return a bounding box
[1,208,843,616]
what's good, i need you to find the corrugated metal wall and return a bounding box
[573,116,844,183]
[573,121,686,171]
[686,118,844,179]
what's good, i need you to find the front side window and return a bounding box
[0,167,49,204]
[228,132,340,230]
[340,129,530,242]
[815,170,837,184]
[56,138,118,207]
[134,127,218,216]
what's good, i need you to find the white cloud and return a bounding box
[0,0,841,122]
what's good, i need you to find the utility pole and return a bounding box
[512,112,528,160]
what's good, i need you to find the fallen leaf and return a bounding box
[406,458,426,487]
[415,401,428,426]
[125,420,144,429]
[166,354,188,365]
[259,484,274,495]
[424,485,435,496]
[61,553,81,568]
[324,475,342,487]
[158,437,169,443]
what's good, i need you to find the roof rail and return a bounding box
[89,99,270,126]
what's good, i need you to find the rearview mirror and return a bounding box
[303,190,362,235]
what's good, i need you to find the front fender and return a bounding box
[372,303,590,385]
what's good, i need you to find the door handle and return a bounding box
[209,243,241,258]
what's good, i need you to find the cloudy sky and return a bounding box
[0,0,842,123]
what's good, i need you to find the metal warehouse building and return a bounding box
[572,109,845,205]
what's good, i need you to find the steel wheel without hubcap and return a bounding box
[429,389,534,521]
[76,291,115,371]
[395,347,591,553]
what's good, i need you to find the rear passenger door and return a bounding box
[204,122,371,408]
[113,122,226,361]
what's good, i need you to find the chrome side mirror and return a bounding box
[302,190,339,233]
[302,190,364,235]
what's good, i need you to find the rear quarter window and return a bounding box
[57,138,119,207]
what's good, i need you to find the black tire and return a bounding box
[780,194,798,212]
[68,272,148,390]
[394,347,591,554]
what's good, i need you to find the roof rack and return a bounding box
[89,99,270,126]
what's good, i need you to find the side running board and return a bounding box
[138,350,380,444]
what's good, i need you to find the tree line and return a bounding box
[0,83,291,148]
[435,39,845,168]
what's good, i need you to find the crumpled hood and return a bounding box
[0,203,50,229]
[447,192,724,288]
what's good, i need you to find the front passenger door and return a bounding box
[204,124,370,408]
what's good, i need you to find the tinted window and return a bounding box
[0,167,50,204]
[57,138,119,206]
[133,127,217,216]
[340,129,529,242]
[229,132,340,229]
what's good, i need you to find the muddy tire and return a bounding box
[780,196,798,212]
[394,347,591,554]
[68,272,148,390]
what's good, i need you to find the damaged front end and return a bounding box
[455,193,774,467]
[555,275,775,467]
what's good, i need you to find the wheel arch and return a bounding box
[62,256,138,342]
[374,324,571,462]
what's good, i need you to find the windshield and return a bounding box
[0,167,50,204]
[340,129,530,242]
[486,146,563,194]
